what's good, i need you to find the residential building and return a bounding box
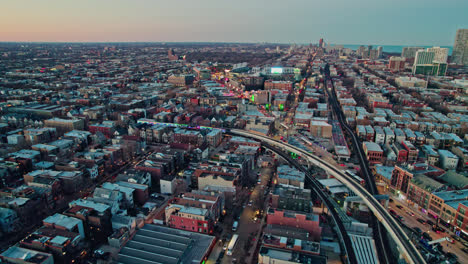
[277,165,305,189]
[388,56,406,72]
[44,118,85,135]
[266,208,322,240]
[362,142,383,164]
[407,175,446,211]
[438,149,459,170]
[438,171,468,190]
[452,29,468,65]
[401,47,422,59]
[428,189,468,230]
[427,46,449,63]
[309,121,332,138]
[258,246,326,264]
[0,207,19,233]
[271,187,312,213]
[451,146,468,170]
[0,246,53,264]
[401,141,419,164]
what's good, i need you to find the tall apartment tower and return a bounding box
[401,47,423,59]
[452,29,468,65]
[414,50,435,65]
[427,46,449,63]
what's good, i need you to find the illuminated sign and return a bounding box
[294,68,301,74]
[251,94,255,102]
[279,104,284,111]
[271,67,283,74]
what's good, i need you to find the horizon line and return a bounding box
[0,41,453,48]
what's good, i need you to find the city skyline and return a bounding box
[1,0,467,46]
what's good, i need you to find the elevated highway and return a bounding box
[227,129,426,264]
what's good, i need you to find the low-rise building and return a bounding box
[438,149,459,170]
[362,142,383,164]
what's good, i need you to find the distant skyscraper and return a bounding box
[401,47,423,59]
[427,46,448,63]
[452,29,468,65]
[377,46,383,58]
[319,38,324,48]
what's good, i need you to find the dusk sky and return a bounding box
[1,0,467,46]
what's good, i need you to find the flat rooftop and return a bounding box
[117,224,215,264]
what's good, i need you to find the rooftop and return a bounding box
[0,246,53,264]
[438,171,468,189]
[433,189,468,202]
[43,213,81,230]
[410,174,445,193]
[117,224,214,264]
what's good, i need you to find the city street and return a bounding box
[206,166,273,264]
[389,197,468,262]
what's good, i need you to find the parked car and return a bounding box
[432,226,444,233]
[389,209,397,216]
[417,218,426,224]
[446,252,457,260]
[461,248,468,254]
[396,205,403,209]
[389,198,394,203]
[452,235,461,241]
[426,220,434,226]
[406,211,415,216]
[413,227,422,234]
[422,232,433,241]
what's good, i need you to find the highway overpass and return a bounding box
[227,129,426,264]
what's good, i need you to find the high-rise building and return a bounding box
[401,47,423,59]
[412,50,447,76]
[377,46,383,58]
[414,50,435,64]
[319,38,324,48]
[452,29,468,65]
[427,46,449,63]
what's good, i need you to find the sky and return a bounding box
[1,0,467,46]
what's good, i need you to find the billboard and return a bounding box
[271,67,283,74]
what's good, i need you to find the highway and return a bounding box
[227,129,426,264]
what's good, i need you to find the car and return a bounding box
[413,227,422,234]
[222,243,228,251]
[426,220,434,226]
[389,209,397,215]
[396,205,403,209]
[462,248,468,254]
[446,252,457,260]
[432,226,444,233]
[417,218,426,224]
[452,235,461,241]
[248,200,253,206]
[406,211,415,216]
[422,232,433,241]
[463,242,468,248]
